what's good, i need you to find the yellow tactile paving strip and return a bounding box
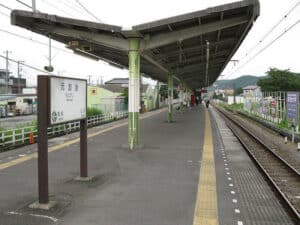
[193,109,218,225]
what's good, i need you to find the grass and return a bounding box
[218,102,244,111]
[87,107,103,117]
[16,119,37,129]
[218,101,300,134]
[227,103,244,110]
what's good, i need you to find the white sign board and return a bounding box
[50,77,86,125]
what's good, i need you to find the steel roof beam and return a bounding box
[175,59,224,74]
[178,68,221,79]
[141,52,181,82]
[144,16,249,50]
[51,27,129,51]
[168,50,230,68]
[155,38,236,60]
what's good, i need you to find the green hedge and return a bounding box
[87,107,103,117]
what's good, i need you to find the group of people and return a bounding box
[190,95,210,108]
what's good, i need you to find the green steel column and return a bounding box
[179,82,184,113]
[156,81,160,109]
[168,72,173,122]
[128,38,140,149]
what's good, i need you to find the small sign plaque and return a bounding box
[287,92,299,126]
[50,77,87,125]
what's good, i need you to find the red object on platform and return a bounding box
[191,95,195,107]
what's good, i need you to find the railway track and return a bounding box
[215,106,300,222]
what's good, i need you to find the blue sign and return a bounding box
[287,92,299,126]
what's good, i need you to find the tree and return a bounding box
[173,89,179,99]
[213,92,225,101]
[159,85,178,99]
[257,68,300,92]
[159,85,168,98]
[234,87,243,96]
[120,88,128,104]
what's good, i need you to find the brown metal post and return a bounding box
[37,76,49,204]
[80,119,88,177]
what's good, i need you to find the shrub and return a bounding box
[87,107,103,117]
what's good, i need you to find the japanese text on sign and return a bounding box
[50,77,86,125]
[286,92,299,126]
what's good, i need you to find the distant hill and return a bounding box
[213,75,265,89]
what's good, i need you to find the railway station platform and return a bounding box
[0,105,296,225]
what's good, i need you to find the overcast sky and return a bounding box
[0,0,299,86]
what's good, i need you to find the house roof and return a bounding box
[243,85,258,90]
[105,78,128,84]
[11,0,259,89]
[100,84,126,93]
[101,84,149,93]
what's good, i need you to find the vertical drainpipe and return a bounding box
[168,72,174,122]
[128,38,140,149]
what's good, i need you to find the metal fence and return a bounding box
[243,91,300,132]
[244,91,287,123]
[0,111,128,150]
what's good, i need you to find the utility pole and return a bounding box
[17,61,24,94]
[87,75,92,85]
[4,50,11,94]
[233,82,236,104]
[44,37,54,72]
[32,0,36,12]
[97,75,103,86]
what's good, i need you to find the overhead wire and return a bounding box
[226,19,300,78]
[0,28,71,53]
[222,1,300,79]
[240,0,300,61]
[0,10,9,17]
[41,0,77,18]
[64,0,87,12]
[75,0,102,22]
[15,0,32,10]
[58,0,91,18]
[0,0,114,79]
[0,53,53,74]
[0,3,12,10]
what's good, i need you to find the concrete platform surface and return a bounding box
[0,105,296,225]
[0,107,203,225]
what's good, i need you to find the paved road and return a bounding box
[0,115,36,129]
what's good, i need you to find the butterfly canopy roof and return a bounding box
[11,0,259,88]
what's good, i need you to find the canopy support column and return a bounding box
[179,82,184,113]
[168,72,174,123]
[128,38,140,150]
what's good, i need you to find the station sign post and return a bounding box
[287,92,299,142]
[36,75,87,207]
